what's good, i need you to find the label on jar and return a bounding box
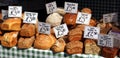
[8,6,22,17]
[98,34,113,48]
[1,9,8,20]
[38,22,51,34]
[84,26,100,39]
[46,1,57,14]
[64,2,78,13]
[76,12,91,25]
[23,12,38,24]
[53,23,69,38]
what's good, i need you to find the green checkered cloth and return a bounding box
[0,45,104,58]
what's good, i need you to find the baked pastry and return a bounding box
[68,27,83,41]
[1,18,22,31]
[55,7,66,15]
[76,24,86,31]
[34,34,56,50]
[46,13,63,27]
[0,36,4,42]
[66,41,83,54]
[20,24,35,37]
[51,38,66,53]
[18,36,35,49]
[81,8,92,14]
[1,32,18,47]
[102,47,118,58]
[89,17,97,26]
[63,13,77,26]
[84,39,100,55]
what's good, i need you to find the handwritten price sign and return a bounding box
[1,10,8,20]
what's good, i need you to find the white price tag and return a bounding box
[38,22,51,34]
[84,26,100,39]
[46,1,57,14]
[103,13,118,24]
[1,10,8,20]
[98,34,113,47]
[64,2,78,13]
[23,12,38,24]
[8,6,22,17]
[76,12,91,25]
[53,24,69,38]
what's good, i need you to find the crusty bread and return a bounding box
[1,18,22,31]
[66,41,83,54]
[20,24,35,37]
[18,36,35,49]
[81,8,92,14]
[34,34,56,50]
[1,32,18,47]
[51,38,66,53]
[84,39,100,54]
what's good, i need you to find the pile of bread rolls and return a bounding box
[0,7,120,58]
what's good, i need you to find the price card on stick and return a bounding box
[23,12,38,24]
[46,1,57,14]
[64,2,78,13]
[53,24,69,38]
[1,10,8,20]
[76,12,91,25]
[84,26,100,39]
[98,34,114,48]
[38,22,51,34]
[8,6,22,17]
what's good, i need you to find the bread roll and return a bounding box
[34,34,56,50]
[51,38,66,53]
[68,28,83,41]
[63,13,77,26]
[66,41,83,54]
[55,7,66,15]
[20,24,35,37]
[84,39,100,55]
[102,47,118,58]
[89,18,97,26]
[18,36,35,49]
[81,8,92,14]
[1,18,22,31]
[1,32,18,47]
[46,13,63,27]
[76,24,86,31]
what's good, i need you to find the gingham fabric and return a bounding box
[0,45,104,58]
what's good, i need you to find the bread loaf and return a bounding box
[18,36,35,49]
[1,18,22,31]
[34,34,56,50]
[84,39,100,55]
[1,32,18,47]
[51,38,66,53]
[20,24,35,37]
[66,41,83,54]
[81,8,92,14]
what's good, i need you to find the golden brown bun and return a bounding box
[84,39,100,54]
[20,24,35,37]
[81,8,92,14]
[63,13,77,26]
[1,18,22,31]
[68,28,83,41]
[1,32,18,47]
[66,41,83,54]
[89,18,97,26]
[34,34,56,50]
[102,47,118,58]
[18,36,35,49]
[0,36,4,42]
[51,38,66,53]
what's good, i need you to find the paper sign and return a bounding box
[84,26,100,39]
[103,13,118,24]
[1,10,8,20]
[64,2,78,13]
[23,12,38,24]
[98,34,113,47]
[53,24,69,38]
[46,1,57,14]
[76,12,91,25]
[8,6,22,17]
[38,22,51,34]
